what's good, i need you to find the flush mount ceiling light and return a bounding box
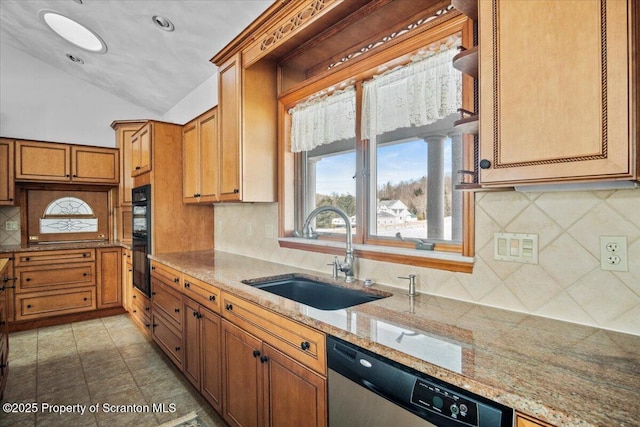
[40,10,107,53]
[152,15,175,32]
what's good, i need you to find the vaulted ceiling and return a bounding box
[0,0,274,115]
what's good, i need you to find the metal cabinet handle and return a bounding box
[479,159,491,169]
[253,350,261,358]
[225,303,233,311]
[174,308,180,313]
[173,278,180,283]
[184,282,191,288]
[260,355,269,363]
[300,341,310,351]
[209,295,216,302]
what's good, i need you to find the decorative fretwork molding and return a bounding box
[260,0,339,52]
[326,5,457,72]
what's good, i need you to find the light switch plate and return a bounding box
[494,233,538,264]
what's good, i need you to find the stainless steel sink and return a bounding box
[241,274,390,310]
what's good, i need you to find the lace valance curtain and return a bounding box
[289,86,356,153]
[361,42,462,140]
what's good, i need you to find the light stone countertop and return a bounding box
[149,250,640,427]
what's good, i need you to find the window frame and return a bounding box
[277,14,475,273]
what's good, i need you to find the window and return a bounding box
[279,15,474,272]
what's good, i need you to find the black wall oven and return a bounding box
[132,185,151,297]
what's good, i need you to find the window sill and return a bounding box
[278,237,474,273]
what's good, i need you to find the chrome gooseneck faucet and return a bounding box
[302,206,355,282]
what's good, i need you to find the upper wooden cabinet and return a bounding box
[0,139,14,205]
[130,122,153,177]
[112,120,145,206]
[183,107,219,204]
[215,53,277,202]
[15,140,119,185]
[478,0,638,186]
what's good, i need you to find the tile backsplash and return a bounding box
[214,189,640,336]
[0,206,20,245]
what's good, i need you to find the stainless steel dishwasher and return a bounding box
[327,336,512,427]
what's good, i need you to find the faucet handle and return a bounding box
[327,256,339,279]
[398,274,417,296]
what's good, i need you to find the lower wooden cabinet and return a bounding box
[221,319,327,427]
[222,320,264,427]
[152,309,183,370]
[183,296,223,413]
[516,413,553,427]
[0,259,10,399]
[15,286,96,320]
[151,277,183,370]
[9,247,123,324]
[97,247,122,308]
[130,287,151,337]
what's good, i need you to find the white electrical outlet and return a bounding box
[600,236,628,272]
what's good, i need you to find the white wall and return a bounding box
[0,43,159,147]
[160,74,218,124]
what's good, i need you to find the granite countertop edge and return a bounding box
[149,250,639,427]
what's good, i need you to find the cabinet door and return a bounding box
[97,247,122,308]
[71,146,119,184]
[15,140,70,182]
[0,255,15,323]
[218,53,242,201]
[115,122,144,206]
[199,108,219,202]
[200,305,222,413]
[183,297,201,389]
[516,413,553,427]
[222,320,263,427]
[0,139,14,205]
[478,0,633,185]
[263,343,327,427]
[183,119,200,203]
[131,123,152,176]
[122,250,132,311]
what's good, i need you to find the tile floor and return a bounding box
[0,314,226,427]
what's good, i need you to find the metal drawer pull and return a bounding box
[174,308,180,313]
[209,295,216,302]
[253,350,261,358]
[184,282,191,288]
[225,303,233,311]
[260,355,269,363]
[301,341,310,351]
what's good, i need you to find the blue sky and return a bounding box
[315,139,452,195]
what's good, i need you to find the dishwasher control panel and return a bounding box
[411,378,479,426]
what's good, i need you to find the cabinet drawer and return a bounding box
[15,286,96,321]
[221,292,326,375]
[16,263,95,293]
[183,274,220,314]
[131,288,151,317]
[150,261,181,291]
[152,310,183,370]
[151,278,182,327]
[14,249,95,267]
